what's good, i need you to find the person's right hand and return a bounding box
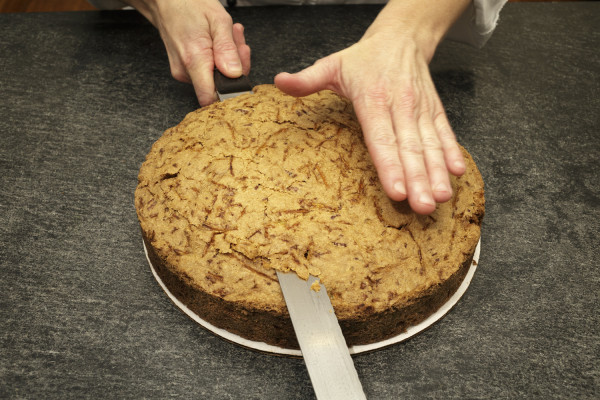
[275,0,470,214]
[124,0,251,106]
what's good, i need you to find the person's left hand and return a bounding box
[275,0,469,215]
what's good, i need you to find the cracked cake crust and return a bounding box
[135,85,485,349]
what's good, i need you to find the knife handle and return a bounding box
[214,69,252,94]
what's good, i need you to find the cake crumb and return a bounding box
[310,279,321,292]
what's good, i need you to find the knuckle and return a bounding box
[428,161,447,176]
[361,81,393,111]
[242,44,251,58]
[431,108,447,124]
[431,109,449,127]
[371,152,402,179]
[406,168,429,183]
[436,121,457,143]
[213,39,238,54]
[397,86,417,111]
[377,153,402,172]
[180,46,212,71]
[406,172,429,186]
[213,13,233,27]
[170,66,189,83]
[398,135,423,155]
[370,130,397,148]
[420,134,442,152]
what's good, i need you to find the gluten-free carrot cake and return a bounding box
[135,84,485,349]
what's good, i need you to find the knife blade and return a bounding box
[276,272,366,400]
[214,69,366,399]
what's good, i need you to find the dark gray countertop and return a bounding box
[1,3,598,399]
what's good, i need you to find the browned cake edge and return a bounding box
[143,232,300,349]
[338,249,475,346]
[143,229,476,349]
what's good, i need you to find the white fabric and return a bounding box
[88,0,507,48]
[446,0,507,48]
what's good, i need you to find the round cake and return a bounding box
[135,84,485,349]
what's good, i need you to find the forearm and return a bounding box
[364,0,471,62]
[118,0,157,25]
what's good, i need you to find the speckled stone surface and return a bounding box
[0,3,598,399]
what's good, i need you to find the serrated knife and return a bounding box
[214,70,366,400]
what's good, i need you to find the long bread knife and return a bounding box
[214,70,366,400]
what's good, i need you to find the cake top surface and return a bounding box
[135,84,484,317]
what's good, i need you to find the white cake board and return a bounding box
[145,240,480,357]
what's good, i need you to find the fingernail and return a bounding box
[433,183,449,195]
[227,61,242,75]
[394,181,406,196]
[453,160,465,172]
[418,192,435,207]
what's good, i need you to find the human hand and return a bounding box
[275,0,469,215]
[124,0,251,106]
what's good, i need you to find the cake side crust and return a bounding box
[143,231,300,349]
[142,228,475,348]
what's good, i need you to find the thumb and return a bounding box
[275,56,339,97]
